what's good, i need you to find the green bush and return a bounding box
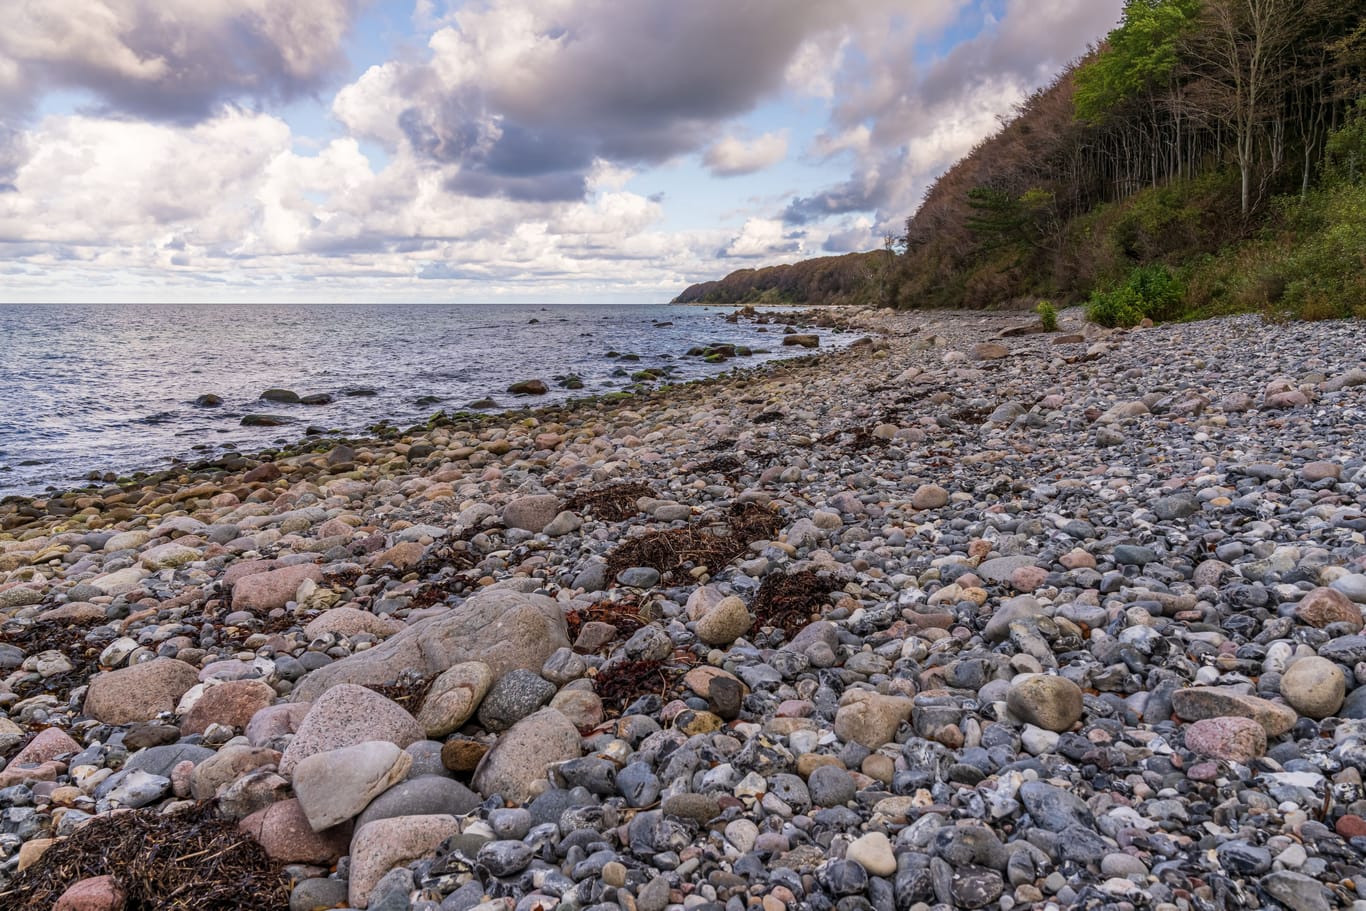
[1275,181,1366,318]
[1126,264,1184,320]
[1035,300,1058,331]
[1324,99,1366,186]
[1085,285,1146,327]
[1085,264,1184,327]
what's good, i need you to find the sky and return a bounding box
[0,0,1123,304]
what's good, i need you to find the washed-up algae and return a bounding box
[563,481,654,522]
[605,503,781,582]
[3,802,285,911]
[750,570,840,637]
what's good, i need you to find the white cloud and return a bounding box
[703,131,790,177]
[333,62,416,148]
[785,35,847,99]
[722,218,800,259]
[0,110,291,248]
[811,124,872,160]
[552,192,663,237]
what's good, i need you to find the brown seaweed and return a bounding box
[605,503,781,582]
[751,570,839,638]
[2,802,286,911]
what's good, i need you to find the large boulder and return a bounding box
[502,496,562,533]
[83,658,200,724]
[54,876,126,911]
[279,685,423,776]
[833,692,914,749]
[472,708,582,803]
[240,798,350,865]
[231,563,322,613]
[415,662,494,738]
[292,589,569,702]
[1171,686,1297,737]
[1280,657,1347,719]
[354,776,481,831]
[189,745,281,800]
[294,742,412,831]
[349,815,462,908]
[8,728,80,768]
[1184,716,1267,763]
[1006,675,1084,733]
[180,679,276,735]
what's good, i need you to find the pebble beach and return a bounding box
[2,305,1366,911]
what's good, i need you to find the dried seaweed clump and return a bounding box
[692,454,744,477]
[818,426,890,452]
[563,482,655,522]
[605,503,782,582]
[2,802,285,911]
[411,537,481,577]
[364,669,436,715]
[564,597,647,645]
[591,659,677,714]
[752,570,840,638]
[0,621,102,706]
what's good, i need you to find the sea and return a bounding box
[0,303,846,497]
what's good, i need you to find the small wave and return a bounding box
[136,411,180,425]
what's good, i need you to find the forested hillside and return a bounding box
[672,252,885,306]
[890,0,1365,322]
[683,0,1366,323]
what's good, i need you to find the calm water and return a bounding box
[0,303,844,496]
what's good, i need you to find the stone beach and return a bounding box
[1,305,1366,911]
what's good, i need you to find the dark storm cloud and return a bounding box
[784,177,882,225]
[388,0,848,202]
[822,224,876,253]
[1,1,364,122]
[399,102,593,201]
[445,169,588,203]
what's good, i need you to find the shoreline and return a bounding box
[0,304,865,508]
[3,306,1366,910]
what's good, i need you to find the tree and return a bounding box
[1074,0,1200,123]
[868,233,901,308]
[965,187,1027,249]
[1184,0,1306,214]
